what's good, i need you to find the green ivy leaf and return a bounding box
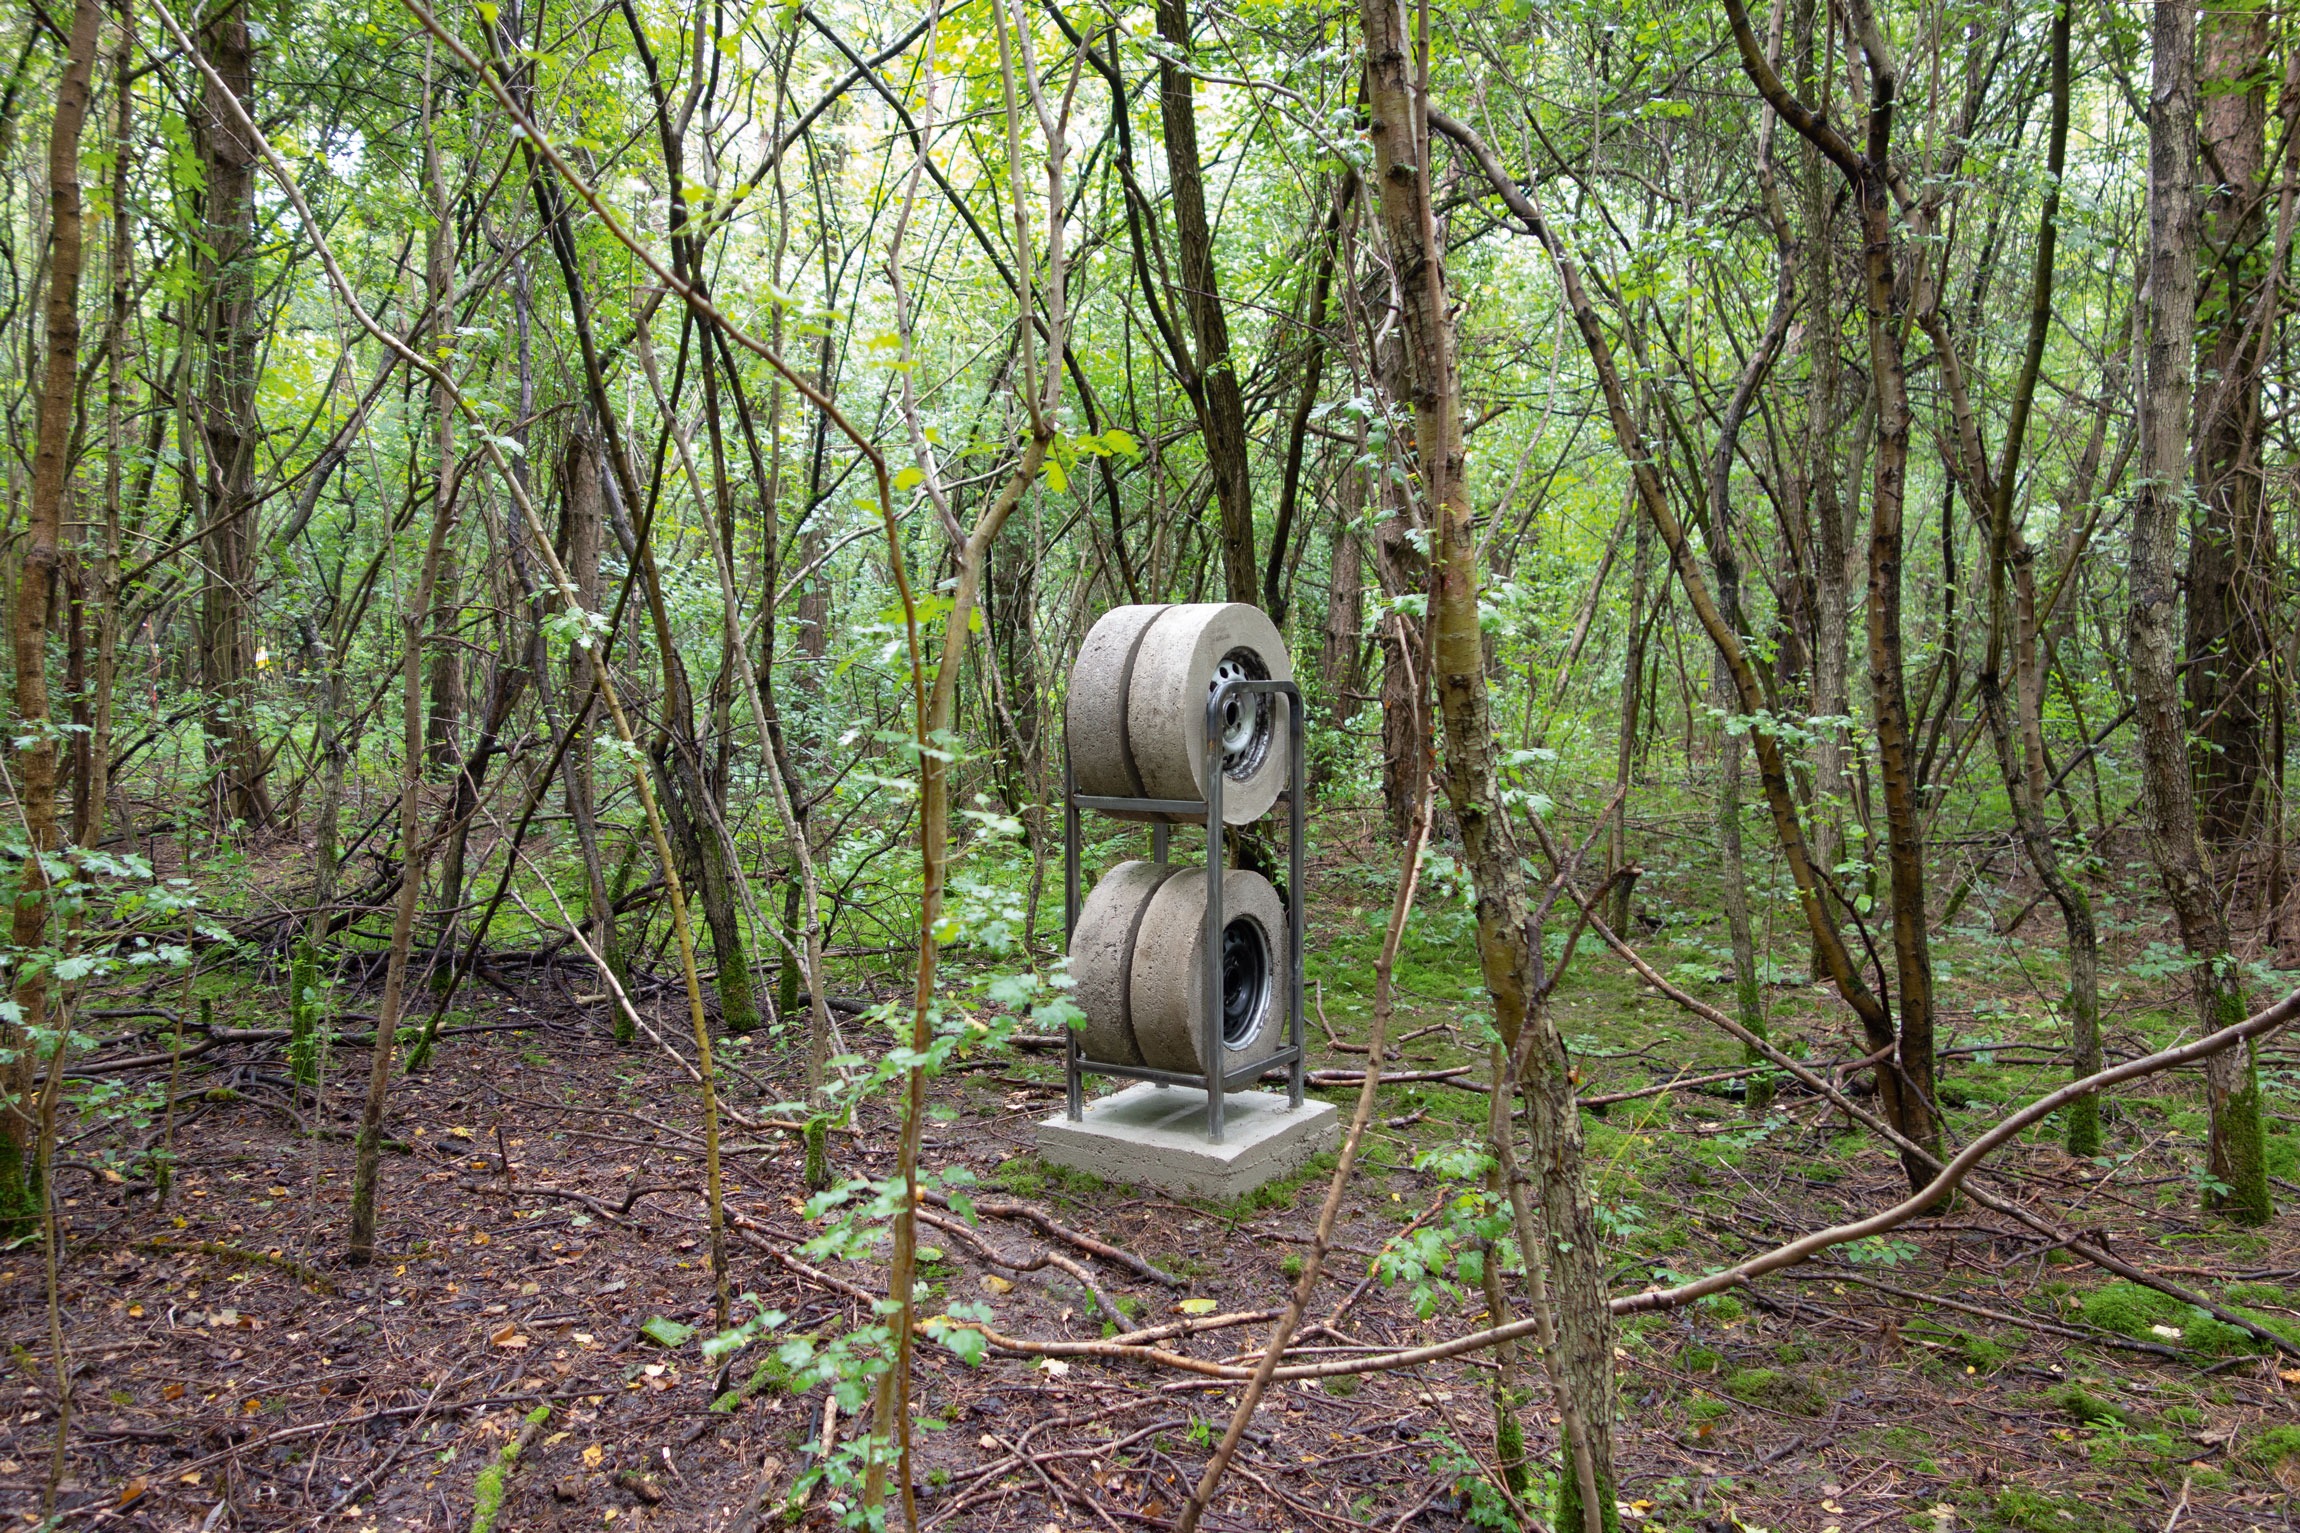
[639,1316,697,1348]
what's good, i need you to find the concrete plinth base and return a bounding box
[1035,1083,1338,1200]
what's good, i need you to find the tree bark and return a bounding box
[557,430,621,998]
[1153,0,1258,605]
[1358,10,1617,1528]
[0,0,103,1239]
[192,2,271,831]
[2186,0,2274,853]
[1375,466,1426,844]
[2131,0,2274,1225]
[348,43,464,1259]
[1319,490,1366,732]
[1610,508,1653,933]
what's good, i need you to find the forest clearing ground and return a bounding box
[4,825,2299,1532]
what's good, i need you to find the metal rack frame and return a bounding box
[1061,677,1306,1144]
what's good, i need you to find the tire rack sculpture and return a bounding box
[1062,604,1306,1144]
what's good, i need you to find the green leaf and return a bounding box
[894,465,925,492]
[940,1325,988,1366]
[1099,427,1140,458]
[1042,459,1068,493]
[1177,1298,1217,1315]
[639,1316,697,1348]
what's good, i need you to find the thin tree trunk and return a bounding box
[424,547,464,775]
[558,430,620,998]
[1359,11,1616,1526]
[0,0,103,1238]
[1611,507,1654,933]
[1153,0,1258,605]
[84,2,130,855]
[1375,462,1426,843]
[2131,0,2274,1225]
[1319,489,1366,734]
[2187,0,2274,853]
[1266,179,1349,621]
[192,2,271,832]
[349,47,461,1261]
[1798,0,1852,988]
[1962,0,2103,1158]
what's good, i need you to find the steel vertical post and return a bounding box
[1064,748,1083,1122]
[1204,682,1227,1145]
[1287,688,1305,1110]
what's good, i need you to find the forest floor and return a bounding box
[4,813,2300,1532]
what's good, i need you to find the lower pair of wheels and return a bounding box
[1069,860,1283,1075]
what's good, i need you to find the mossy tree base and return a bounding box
[1553,1450,1620,1533]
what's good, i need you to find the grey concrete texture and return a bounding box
[1063,603,1291,824]
[1067,859,1174,1066]
[1128,866,1284,1073]
[1035,1083,1338,1200]
[1064,603,1164,814]
[1124,603,1292,824]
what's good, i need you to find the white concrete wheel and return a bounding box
[1128,867,1285,1075]
[1122,603,1292,825]
[1066,859,1175,1065]
[1065,604,1168,818]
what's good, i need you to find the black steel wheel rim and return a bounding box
[1219,916,1270,1048]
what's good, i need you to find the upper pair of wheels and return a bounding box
[1066,603,1293,825]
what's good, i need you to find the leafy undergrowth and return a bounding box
[6,815,2298,1531]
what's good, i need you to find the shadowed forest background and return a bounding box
[2,0,2300,1528]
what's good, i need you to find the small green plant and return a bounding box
[802,1115,832,1192]
[468,1404,549,1533]
[288,939,323,1086]
[1724,1366,1825,1415]
[2242,1424,2300,1475]
[2047,1382,2135,1428]
[2077,1280,2290,1355]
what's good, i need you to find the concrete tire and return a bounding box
[1123,603,1292,825]
[1065,604,1168,818]
[1129,867,1285,1076]
[1067,860,1174,1066]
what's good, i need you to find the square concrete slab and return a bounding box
[1035,1083,1338,1200]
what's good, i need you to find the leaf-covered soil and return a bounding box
[5,818,2299,1532]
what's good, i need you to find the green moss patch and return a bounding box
[1722,1366,1826,1415]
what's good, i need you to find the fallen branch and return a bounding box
[1786,1267,2185,1361]
[135,1237,334,1293]
[728,1215,879,1304]
[915,1187,1182,1287]
[913,1204,1124,1321]
[1560,885,2300,1356]
[1297,1066,1475,1088]
[1577,1065,1772,1107]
